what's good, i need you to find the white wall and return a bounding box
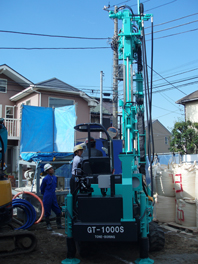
[186,102,198,123]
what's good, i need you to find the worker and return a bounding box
[82,137,103,158]
[70,144,84,194]
[40,163,64,231]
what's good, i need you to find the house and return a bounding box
[0,64,98,174]
[145,119,171,154]
[90,97,113,129]
[176,90,198,123]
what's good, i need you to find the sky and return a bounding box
[0,0,198,132]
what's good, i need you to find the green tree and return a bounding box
[170,120,198,154]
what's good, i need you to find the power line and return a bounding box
[153,67,198,83]
[1,27,197,50]
[155,109,183,119]
[153,76,198,89]
[145,0,177,12]
[149,27,198,40]
[153,80,198,94]
[147,65,187,95]
[145,12,198,29]
[146,19,198,35]
[0,47,111,50]
[0,29,108,40]
[0,12,197,42]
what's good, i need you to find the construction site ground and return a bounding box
[1,220,198,264]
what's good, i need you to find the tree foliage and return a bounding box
[170,120,198,154]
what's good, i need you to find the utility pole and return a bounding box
[112,6,118,129]
[100,71,103,138]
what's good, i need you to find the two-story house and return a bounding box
[176,90,198,123]
[0,64,98,174]
[145,119,171,154]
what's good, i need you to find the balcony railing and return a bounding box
[4,118,21,139]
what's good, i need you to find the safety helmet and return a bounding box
[44,163,53,172]
[73,145,83,153]
[85,137,95,144]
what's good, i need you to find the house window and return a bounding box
[0,79,7,93]
[5,106,14,119]
[165,136,168,145]
[49,97,74,108]
[26,100,31,105]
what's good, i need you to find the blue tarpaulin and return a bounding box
[20,105,76,161]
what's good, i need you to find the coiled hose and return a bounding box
[12,198,36,230]
[13,191,44,224]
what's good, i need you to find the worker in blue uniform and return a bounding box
[40,163,64,231]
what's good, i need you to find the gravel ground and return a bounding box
[1,220,198,264]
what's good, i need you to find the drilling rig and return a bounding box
[63,2,165,264]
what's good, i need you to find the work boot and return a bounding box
[56,214,64,229]
[45,217,52,231]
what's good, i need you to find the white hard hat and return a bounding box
[44,163,53,172]
[73,145,83,153]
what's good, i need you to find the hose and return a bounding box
[12,191,44,224]
[12,198,36,230]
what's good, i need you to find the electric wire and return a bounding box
[0,13,197,43]
[153,75,198,90]
[146,19,198,35]
[145,12,198,29]
[150,27,198,41]
[145,0,177,12]
[147,65,187,95]
[0,30,108,40]
[153,67,198,83]
[0,47,111,50]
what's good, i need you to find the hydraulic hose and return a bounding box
[13,191,44,224]
[12,198,36,230]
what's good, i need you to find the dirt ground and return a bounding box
[1,219,198,264]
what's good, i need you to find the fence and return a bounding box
[4,118,21,139]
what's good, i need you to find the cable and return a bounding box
[149,27,198,41]
[13,191,44,224]
[142,18,155,195]
[145,12,198,29]
[0,30,108,40]
[146,19,198,35]
[145,0,177,12]
[147,65,187,95]
[153,67,198,83]
[12,198,36,230]
[153,76,198,90]
[153,79,198,93]
[0,47,111,50]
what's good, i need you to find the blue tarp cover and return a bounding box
[20,152,73,162]
[20,105,76,161]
